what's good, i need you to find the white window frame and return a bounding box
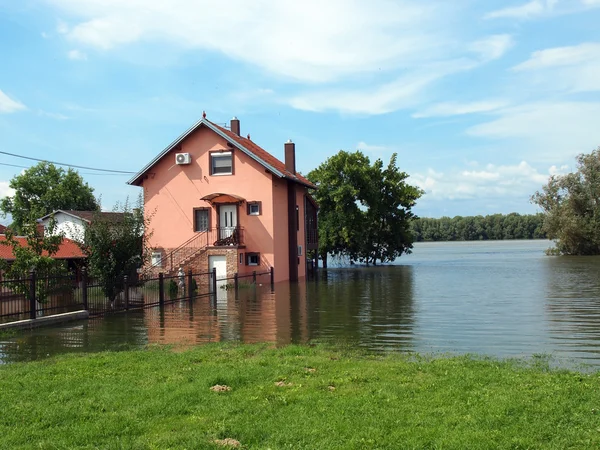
[151,251,162,267]
[248,203,260,216]
[211,151,232,176]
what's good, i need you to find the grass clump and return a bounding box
[0,344,598,449]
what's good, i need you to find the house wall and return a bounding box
[42,214,86,241]
[141,126,276,275]
[272,179,290,283]
[296,187,307,279]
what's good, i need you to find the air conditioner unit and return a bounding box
[175,153,191,165]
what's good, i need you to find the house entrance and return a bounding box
[208,255,227,296]
[219,205,237,240]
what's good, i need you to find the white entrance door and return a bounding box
[219,205,237,240]
[208,254,227,294]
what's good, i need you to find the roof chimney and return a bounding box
[230,117,240,136]
[284,139,296,174]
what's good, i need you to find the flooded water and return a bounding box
[2,240,600,369]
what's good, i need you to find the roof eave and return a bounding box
[126,117,206,185]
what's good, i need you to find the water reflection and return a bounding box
[543,256,600,362]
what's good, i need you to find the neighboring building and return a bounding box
[0,225,7,234]
[39,210,124,242]
[127,115,318,282]
[0,235,86,275]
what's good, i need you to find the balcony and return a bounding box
[211,226,244,247]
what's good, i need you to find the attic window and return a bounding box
[211,151,232,175]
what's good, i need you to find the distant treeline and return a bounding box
[411,213,546,242]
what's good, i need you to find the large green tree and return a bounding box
[79,197,153,303]
[532,148,600,255]
[308,150,423,265]
[0,162,99,232]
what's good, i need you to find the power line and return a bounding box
[0,151,136,174]
[0,161,132,176]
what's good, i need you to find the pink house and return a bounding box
[127,115,318,283]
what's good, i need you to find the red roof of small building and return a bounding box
[0,224,7,234]
[0,236,85,260]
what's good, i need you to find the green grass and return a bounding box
[1,344,598,449]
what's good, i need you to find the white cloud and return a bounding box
[468,34,514,61]
[413,100,509,118]
[46,0,450,83]
[412,161,551,201]
[356,141,390,153]
[289,55,487,115]
[466,102,600,161]
[38,110,69,120]
[0,181,15,199]
[513,42,600,71]
[67,49,88,60]
[484,1,547,19]
[0,90,26,113]
[485,0,600,20]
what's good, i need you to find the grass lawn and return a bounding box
[0,344,598,449]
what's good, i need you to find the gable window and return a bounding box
[246,252,260,266]
[247,201,262,216]
[194,208,210,232]
[210,151,233,175]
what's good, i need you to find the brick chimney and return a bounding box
[284,139,296,174]
[230,117,240,136]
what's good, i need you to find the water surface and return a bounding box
[2,240,600,369]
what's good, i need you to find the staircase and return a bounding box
[163,230,210,275]
[161,227,244,275]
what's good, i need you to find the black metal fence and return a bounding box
[0,267,274,324]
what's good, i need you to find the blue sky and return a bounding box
[1,0,600,220]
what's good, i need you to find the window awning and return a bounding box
[200,193,246,204]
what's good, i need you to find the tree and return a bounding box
[79,197,153,303]
[532,148,600,255]
[0,162,98,232]
[308,150,423,265]
[0,215,69,303]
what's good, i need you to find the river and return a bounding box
[2,240,600,369]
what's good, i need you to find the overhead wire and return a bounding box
[0,161,132,176]
[0,150,136,174]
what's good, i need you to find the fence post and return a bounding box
[158,273,164,307]
[29,269,36,320]
[253,270,256,284]
[234,272,239,300]
[123,275,129,310]
[212,267,217,296]
[187,269,193,300]
[82,268,88,310]
[270,266,274,292]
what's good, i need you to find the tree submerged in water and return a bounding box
[532,147,600,255]
[308,150,423,266]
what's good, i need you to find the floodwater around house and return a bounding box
[2,240,600,369]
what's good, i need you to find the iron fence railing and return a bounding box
[0,266,274,324]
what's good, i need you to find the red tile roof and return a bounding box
[0,236,85,260]
[127,117,316,189]
[207,120,316,188]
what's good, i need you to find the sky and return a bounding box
[1,0,599,220]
